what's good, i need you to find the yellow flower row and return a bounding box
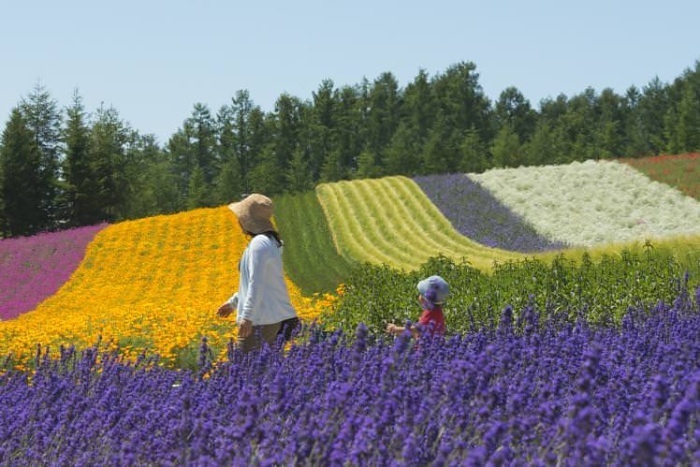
[0,207,336,370]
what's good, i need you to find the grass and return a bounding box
[274,191,355,295]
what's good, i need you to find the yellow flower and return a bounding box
[0,206,340,370]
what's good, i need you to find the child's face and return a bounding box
[418,294,429,308]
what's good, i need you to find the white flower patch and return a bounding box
[467,160,700,247]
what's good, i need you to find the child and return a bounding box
[386,275,450,338]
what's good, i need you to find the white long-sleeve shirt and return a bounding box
[227,233,297,325]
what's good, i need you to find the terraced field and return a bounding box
[274,191,352,295]
[468,160,700,247]
[316,176,523,271]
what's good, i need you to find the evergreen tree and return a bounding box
[61,90,100,226]
[142,142,181,215]
[0,108,44,236]
[229,90,256,193]
[403,68,435,144]
[289,147,316,191]
[366,72,401,158]
[494,87,536,144]
[423,115,462,174]
[432,62,492,142]
[213,104,243,205]
[186,103,218,184]
[665,68,700,153]
[20,83,62,230]
[334,85,363,176]
[491,124,523,168]
[593,88,627,158]
[309,79,337,180]
[271,93,303,186]
[244,106,269,194]
[355,148,382,179]
[522,121,566,166]
[90,104,131,221]
[319,148,347,184]
[248,144,285,195]
[383,122,421,175]
[167,124,196,201]
[121,134,174,219]
[623,86,651,157]
[459,128,489,173]
[186,164,210,209]
[638,76,670,154]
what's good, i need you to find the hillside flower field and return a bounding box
[621,153,699,200]
[468,160,700,247]
[0,208,333,371]
[0,224,105,321]
[0,154,699,464]
[413,173,568,253]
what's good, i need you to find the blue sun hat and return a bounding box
[417,275,450,307]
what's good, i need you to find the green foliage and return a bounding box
[5,59,700,234]
[320,247,700,333]
[274,191,356,295]
[186,165,211,209]
[0,108,45,236]
[490,124,522,168]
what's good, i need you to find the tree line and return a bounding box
[1,60,699,238]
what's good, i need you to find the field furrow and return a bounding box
[317,176,521,271]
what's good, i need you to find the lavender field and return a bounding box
[414,174,568,253]
[1,291,699,465]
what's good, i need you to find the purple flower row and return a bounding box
[1,294,698,465]
[0,224,105,321]
[414,173,569,252]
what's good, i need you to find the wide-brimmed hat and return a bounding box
[228,194,275,234]
[417,275,450,307]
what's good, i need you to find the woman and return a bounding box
[217,193,299,352]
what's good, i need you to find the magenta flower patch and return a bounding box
[0,224,106,321]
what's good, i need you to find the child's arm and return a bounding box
[386,323,419,338]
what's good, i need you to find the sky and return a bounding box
[2,0,699,145]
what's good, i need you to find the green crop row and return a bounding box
[320,245,700,333]
[274,191,354,295]
[316,176,521,271]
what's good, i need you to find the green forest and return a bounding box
[1,60,699,238]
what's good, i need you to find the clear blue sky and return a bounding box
[2,0,699,145]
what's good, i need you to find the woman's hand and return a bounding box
[217,303,233,318]
[238,319,253,338]
[386,323,398,335]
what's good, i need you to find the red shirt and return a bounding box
[418,306,446,335]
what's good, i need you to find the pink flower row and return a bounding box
[0,224,106,321]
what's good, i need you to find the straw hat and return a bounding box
[228,194,275,234]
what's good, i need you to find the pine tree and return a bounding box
[318,148,346,184]
[0,108,44,236]
[90,104,131,221]
[288,147,315,191]
[459,128,489,173]
[186,165,210,209]
[20,83,62,230]
[62,90,100,226]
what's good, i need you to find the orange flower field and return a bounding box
[0,207,336,370]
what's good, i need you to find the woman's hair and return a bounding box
[260,230,283,248]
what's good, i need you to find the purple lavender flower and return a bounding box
[0,290,699,464]
[414,173,568,252]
